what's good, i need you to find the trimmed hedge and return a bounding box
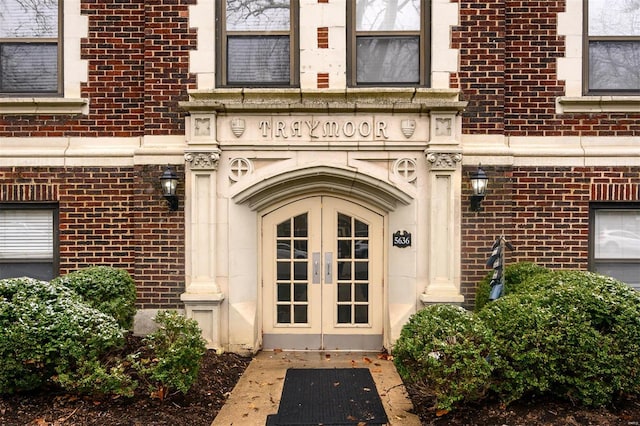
[51,266,137,329]
[0,277,125,394]
[393,304,493,412]
[480,270,640,406]
[395,268,640,411]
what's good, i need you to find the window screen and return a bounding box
[349,0,428,86]
[0,0,61,95]
[217,0,298,87]
[0,207,58,280]
[585,0,640,93]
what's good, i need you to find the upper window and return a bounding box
[0,0,61,95]
[216,0,299,87]
[348,0,429,87]
[0,204,59,281]
[590,204,640,290]
[585,0,640,94]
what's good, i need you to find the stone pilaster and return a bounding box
[421,111,465,305]
[181,113,225,348]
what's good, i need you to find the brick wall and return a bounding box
[461,165,640,308]
[0,0,195,138]
[452,0,505,133]
[454,0,640,136]
[143,0,197,135]
[0,165,185,310]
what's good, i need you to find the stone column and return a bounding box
[421,113,465,305]
[181,113,225,349]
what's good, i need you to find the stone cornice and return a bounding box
[180,88,467,114]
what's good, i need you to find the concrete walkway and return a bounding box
[212,350,421,426]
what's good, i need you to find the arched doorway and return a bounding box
[261,196,384,350]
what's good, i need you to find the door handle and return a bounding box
[324,252,333,284]
[312,252,321,284]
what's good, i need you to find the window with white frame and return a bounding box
[348,0,429,86]
[216,0,299,87]
[590,204,640,290]
[0,205,58,281]
[0,0,61,95]
[585,0,640,94]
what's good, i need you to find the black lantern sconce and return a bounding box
[160,165,179,211]
[469,165,488,211]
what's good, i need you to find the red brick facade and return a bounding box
[1,1,639,314]
[0,165,185,310]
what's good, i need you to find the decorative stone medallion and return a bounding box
[393,158,417,183]
[229,158,253,182]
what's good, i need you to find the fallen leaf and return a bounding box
[333,381,341,387]
[325,354,331,360]
[436,409,449,417]
[363,357,372,364]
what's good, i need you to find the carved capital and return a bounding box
[425,151,462,171]
[185,150,222,170]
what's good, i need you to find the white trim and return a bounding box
[0,98,88,115]
[0,136,186,167]
[557,96,640,114]
[63,0,89,99]
[462,135,640,167]
[557,0,583,98]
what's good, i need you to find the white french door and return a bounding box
[262,196,383,350]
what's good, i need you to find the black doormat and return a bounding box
[266,368,388,425]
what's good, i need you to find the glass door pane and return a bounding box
[336,213,370,325]
[276,213,309,324]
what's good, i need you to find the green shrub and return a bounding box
[55,358,137,398]
[474,262,549,312]
[479,271,640,406]
[393,304,494,412]
[52,266,137,329]
[130,310,206,398]
[0,277,125,394]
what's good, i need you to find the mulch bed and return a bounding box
[3,341,640,425]
[404,381,640,425]
[0,335,251,426]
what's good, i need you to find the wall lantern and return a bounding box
[160,165,179,211]
[469,165,488,211]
